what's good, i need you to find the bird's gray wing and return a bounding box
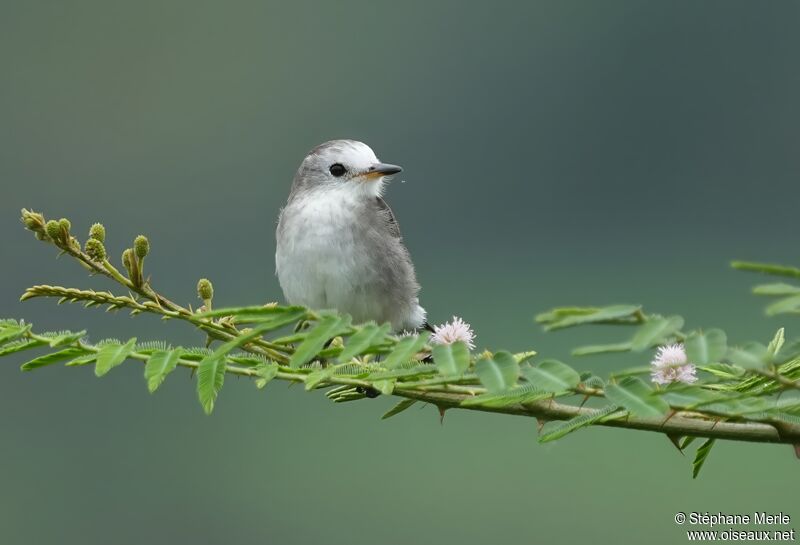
[376,196,402,239]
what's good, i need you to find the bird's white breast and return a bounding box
[276,188,385,321]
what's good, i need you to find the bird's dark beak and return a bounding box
[362,163,403,181]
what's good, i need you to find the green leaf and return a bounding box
[271,332,307,345]
[144,348,182,393]
[770,391,800,412]
[135,340,169,353]
[372,379,395,395]
[289,315,352,369]
[179,348,211,361]
[333,364,382,378]
[767,328,786,361]
[692,438,715,479]
[679,436,697,451]
[47,330,87,348]
[366,365,437,380]
[0,338,45,356]
[753,283,800,296]
[197,354,227,414]
[196,322,278,414]
[660,387,723,409]
[227,355,268,367]
[659,388,769,417]
[432,342,471,376]
[685,329,728,365]
[767,412,800,425]
[582,375,606,389]
[475,351,519,393]
[237,308,309,330]
[776,338,800,364]
[572,342,632,356]
[523,359,580,392]
[707,397,772,417]
[534,306,598,322]
[21,347,88,371]
[305,367,334,390]
[65,354,97,367]
[609,365,652,379]
[196,306,307,334]
[538,405,622,443]
[699,363,743,380]
[382,333,430,370]
[727,343,769,369]
[731,261,800,279]
[513,351,538,364]
[537,305,642,331]
[766,296,800,316]
[604,377,669,417]
[461,384,553,408]
[254,363,279,389]
[193,305,307,321]
[338,323,391,362]
[0,322,31,345]
[328,389,367,403]
[630,315,684,351]
[95,338,137,377]
[381,399,417,420]
[767,328,786,360]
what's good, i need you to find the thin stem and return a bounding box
[392,389,800,445]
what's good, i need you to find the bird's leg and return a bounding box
[355,385,381,398]
[293,319,311,333]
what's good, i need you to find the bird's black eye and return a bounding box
[329,163,346,177]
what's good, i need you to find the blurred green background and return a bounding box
[1,1,798,544]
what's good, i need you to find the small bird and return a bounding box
[276,140,427,332]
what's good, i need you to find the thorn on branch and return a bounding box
[661,409,678,427]
[666,433,685,455]
[438,405,447,424]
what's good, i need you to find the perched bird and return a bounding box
[276,140,427,332]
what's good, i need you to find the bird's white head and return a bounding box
[289,139,402,198]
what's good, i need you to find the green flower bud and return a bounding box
[45,220,61,241]
[197,278,214,302]
[84,238,106,261]
[134,235,149,259]
[121,247,141,285]
[89,223,106,242]
[121,248,134,271]
[21,209,45,231]
[58,218,71,232]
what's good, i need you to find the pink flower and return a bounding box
[430,316,476,349]
[651,343,698,385]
